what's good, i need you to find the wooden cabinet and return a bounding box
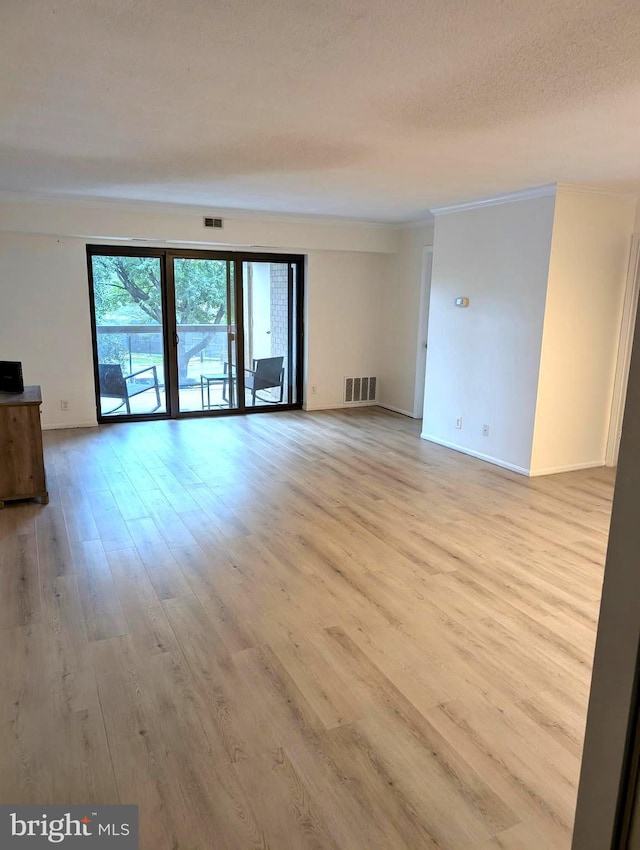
[0,385,48,508]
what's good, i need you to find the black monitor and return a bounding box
[0,361,24,393]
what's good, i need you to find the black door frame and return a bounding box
[86,245,304,424]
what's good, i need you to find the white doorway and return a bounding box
[606,235,640,466]
[412,247,433,418]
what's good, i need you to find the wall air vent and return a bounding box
[203,217,223,228]
[344,376,377,404]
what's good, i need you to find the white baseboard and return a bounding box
[529,459,605,477]
[376,403,417,418]
[420,434,606,478]
[303,402,342,411]
[420,433,530,476]
[42,421,98,431]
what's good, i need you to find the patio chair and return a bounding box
[245,356,285,405]
[98,363,161,415]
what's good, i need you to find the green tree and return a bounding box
[92,255,228,383]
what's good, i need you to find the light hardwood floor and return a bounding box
[0,408,614,849]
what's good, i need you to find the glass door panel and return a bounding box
[241,261,298,407]
[91,254,167,418]
[172,257,238,412]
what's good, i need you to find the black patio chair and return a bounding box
[98,364,161,415]
[244,356,285,405]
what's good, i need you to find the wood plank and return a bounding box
[36,504,75,580]
[162,593,248,763]
[87,488,135,552]
[0,525,40,629]
[72,539,129,642]
[107,547,179,657]
[91,636,197,849]
[234,748,340,850]
[126,516,192,600]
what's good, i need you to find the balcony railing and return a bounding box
[96,323,233,384]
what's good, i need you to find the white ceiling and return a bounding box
[2,0,640,222]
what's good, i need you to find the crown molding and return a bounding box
[430,184,557,216]
[0,190,396,229]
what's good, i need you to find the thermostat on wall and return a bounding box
[455,297,469,307]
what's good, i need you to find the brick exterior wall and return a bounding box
[269,264,289,401]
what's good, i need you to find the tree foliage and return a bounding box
[92,255,229,382]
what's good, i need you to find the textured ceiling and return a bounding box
[2,0,640,221]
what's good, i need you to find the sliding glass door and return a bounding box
[90,253,168,418]
[171,257,238,413]
[88,247,303,422]
[242,260,299,406]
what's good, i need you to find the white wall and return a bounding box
[377,223,434,417]
[305,250,388,410]
[0,195,398,254]
[422,194,556,473]
[530,190,636,474]
[0,197,397,427]
[0,232,97,428]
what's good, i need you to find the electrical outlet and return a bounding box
[60,400,69,412]
[483,424,490,437]
[311,385,318,394]
[456,417,463,429]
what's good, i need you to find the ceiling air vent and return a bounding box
[344,376,377,404]
[203,217,223,229]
